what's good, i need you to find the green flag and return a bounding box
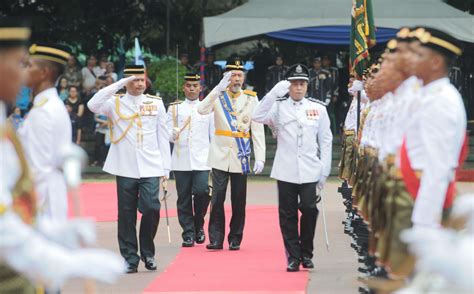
[350,0,376,78]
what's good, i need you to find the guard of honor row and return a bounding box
[338,27,473,293]
[0,17,472,293]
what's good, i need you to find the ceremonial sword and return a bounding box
[161,178,172,244]
[317,187,330,251]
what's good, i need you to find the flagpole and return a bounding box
[176,44,179,102]
[357,91,361,132]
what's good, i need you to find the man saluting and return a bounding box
[253,64,333,272]
[88,65,171,273]
[198,58,266,251]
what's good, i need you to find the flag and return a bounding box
[134,37,145,66]
[350,0,376,78]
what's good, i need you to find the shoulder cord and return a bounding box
[271,100,281,139]
[108,96,143,146]
[172,104,193,156]
[3,123,37,224]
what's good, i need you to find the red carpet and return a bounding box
[458,169,474,182]
[67,182,178,222]
[143,206,308,294]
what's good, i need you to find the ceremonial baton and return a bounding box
[161,178,172,244]
[317,187,330,251]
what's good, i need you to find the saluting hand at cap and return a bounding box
[269,80,291,98]
[215,71,232,92]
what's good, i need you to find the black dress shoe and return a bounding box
[229,241,240,251]
[141,256,157,271]
[287,260,300,272]
[301,257,314,269]
[196,229,206,244]
[206,242,223,250]
[126,264,138,274]
[182,238,195,247]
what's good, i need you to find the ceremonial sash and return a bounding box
[399,133,469,208]
[219,92,251,174]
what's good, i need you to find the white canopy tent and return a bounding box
[203,0,474,47]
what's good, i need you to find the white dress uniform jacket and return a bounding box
[253,96,333,184]
[166,98,214,171]
[385,76,423,157]
[344,90,369,132]
[197,89,265,173]
[18,88,72,221]
[0,102,74,287]
[88,89,171,179]
[1,102,123,288]
[403,78,467,228]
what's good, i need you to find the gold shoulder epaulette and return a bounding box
[243,89,257,97]
[33,97,49,109]
[169,100,183,105]
[145,94,162,100]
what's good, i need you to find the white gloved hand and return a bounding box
[317,175,328,190]
[62,144,88,189]
[114,75,137,91]
[214,71,232,92]
[360,90,369,103]
[71,249,126,284]
[348,80,363,95]
[253,160,264,174]
[37,218,96,249]
[172,127,180,141]
[268,80,291,98]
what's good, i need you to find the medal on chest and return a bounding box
[306,109,319,120]
[140,104,158,116]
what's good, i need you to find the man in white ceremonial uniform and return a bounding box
[399,27,467,229]
[87,64,171,273]
[253,64,333,272]
[166,72,214,247]
[339,79,368,181]
[198,58,266,251]
[379,27,467,278]
[0,21,124,293]
[18,44,73,222]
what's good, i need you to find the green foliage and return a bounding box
[147,57,187,106]
[0,0,248,59]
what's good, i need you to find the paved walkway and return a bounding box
[62,179,474,293]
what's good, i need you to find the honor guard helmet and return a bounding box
[286,64,309,81]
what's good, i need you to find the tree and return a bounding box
[0,0,247,59]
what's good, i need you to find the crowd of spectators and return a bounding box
[13,53,118,167]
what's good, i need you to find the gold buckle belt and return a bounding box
[385,154,396,166]
[215,129,251,139]
[344,129,356,135]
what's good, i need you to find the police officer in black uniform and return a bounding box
[308,57,332,103]
[265,55,289,93]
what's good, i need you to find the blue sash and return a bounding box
[219,92,251,174]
